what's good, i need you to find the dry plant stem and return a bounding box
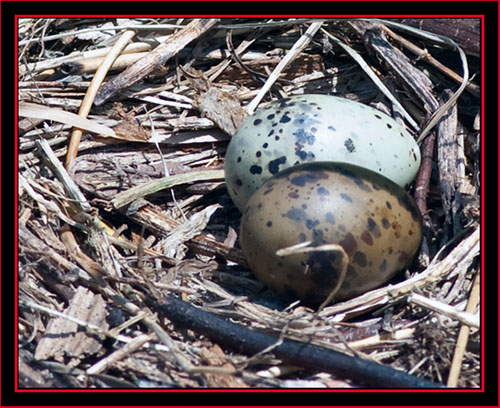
[447,271,480,387]
[19,102,117,138]
[275,242,348,310]
[360,18,469,143]
[127,203,247,265]
[97,285,192,372]
[65,29,136,168]
[111,169,225,209]
[19,36,170,77]
[381,25,479,97]
[322,28,419,131]
[149,294,444,388]
[407,293,479,328]
[20,299,132,344]
[359,22,439,114]
[246,21,324,114]
[413,131,436,221]
[18,23,182,47]
[319,227,479,318]
[396,18,480,57]
[61,226,106,282]
[95,19,219,106]
[86,333,154,375]
[35,139,91,213]
[61,52,148,76]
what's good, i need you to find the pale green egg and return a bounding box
[225,94,421,211]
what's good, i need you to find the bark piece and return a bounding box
[34,287,108,366]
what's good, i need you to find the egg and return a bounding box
[240,162,422,306]
[225,94,421,211]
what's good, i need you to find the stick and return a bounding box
[447,272,481,387]
[148,294,445,388]
[94,19,219,106]
[65,29,136,168]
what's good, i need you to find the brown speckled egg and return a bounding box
[240,162,422,306]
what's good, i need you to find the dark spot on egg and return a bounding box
[288,192,299,199]
[306,219,320,229]
[339,168,372,192]
[250,165,262,174]
[386,201,392,209]
[288,171,328,186]
[256,151,262,158]
[267,114,275,120]
[266,221,273,227]
[397,251,409,264]
[293,128,316,145]
[312,228,325,244]
[339,233,357,256]
[284,208,307,222]
[268,156,287,175]
[344,138,356,153]
[325,212,335,224]
[360,230,373,246]
[280,112,292,123]
[382,218,391,229]
[379,259,387,272]
[396,195,421,221]
[386,123,393,129]
[236,179,243,186]
[253,119,262,125]
[367,217,381,237]
[353,251,367,267]
[340,193,352,202]
[317,187,330,196]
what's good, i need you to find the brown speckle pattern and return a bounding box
[240,162,422,306]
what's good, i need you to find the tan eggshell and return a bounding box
[240,162,422,305]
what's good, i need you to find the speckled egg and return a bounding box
[225,94,421,210]
[240,162,422,306]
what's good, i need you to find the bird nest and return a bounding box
[18,17,481,390]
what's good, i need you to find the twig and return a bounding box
[447,271,481,387]
[381,25,479,97]
[65,29,136,168]
[246,21,324,114]
[94,19,219,106]
[35,139,91,213]
[147,294,444,388]
[86,333,155,375]
[407,293,479,328]
[322,28,419,131]
[413,131,436,222]
[111,169,225,209]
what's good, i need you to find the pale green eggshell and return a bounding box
[225,94,421,211]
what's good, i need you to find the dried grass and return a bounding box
[18,17,480,389]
